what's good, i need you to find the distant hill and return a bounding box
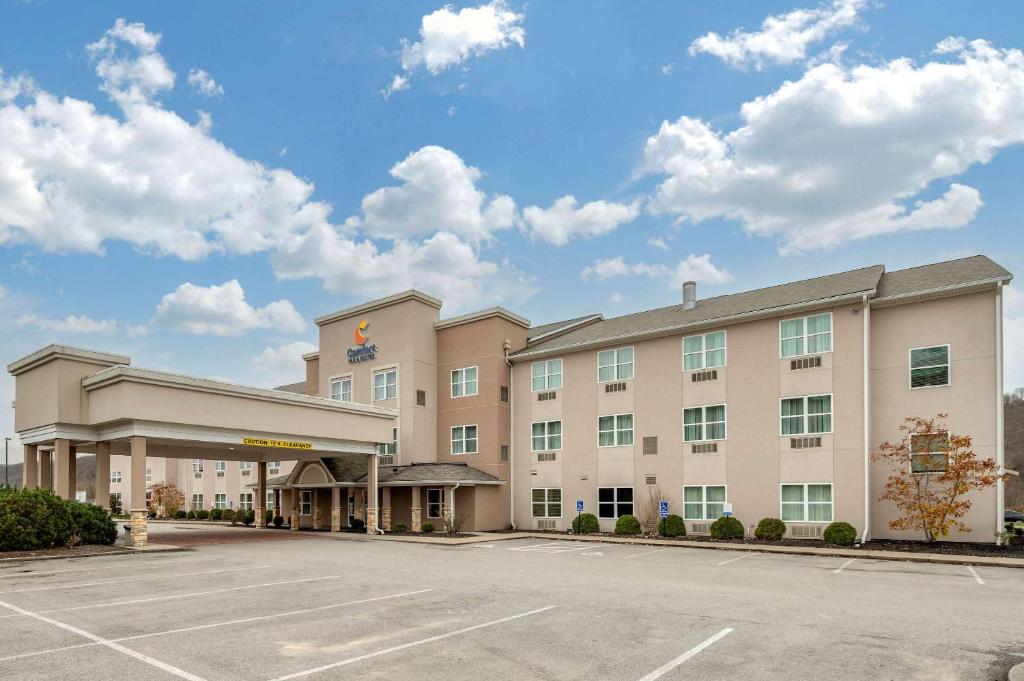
[0,454,98,501]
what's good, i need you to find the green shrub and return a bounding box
[108,493,123,516]
[185,510,196,520]
[421,521,435,533]
[265,509,274,525]
[242,510,255,526]
[656,514,686,537]
[272,515,284,527]
[0,488,74,551]
[571,512,600,534]
[173,510,187,519]
[823,521,857,546]
[754,518,786,541]
[614,514,641,535]
[66,501,117,546]
[196,509,210,520]
[393,523,407,532]
[709,516,744,540]
[210,508,223,521]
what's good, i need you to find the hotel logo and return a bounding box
[348,320,378,363]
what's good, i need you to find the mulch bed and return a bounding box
[0,544,124,561]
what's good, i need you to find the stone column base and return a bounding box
[443,509,452,532]
[312,507,322,531]
[331,506,342,532]
[290,513,299,531]
[354,508,365,522]
[255,506,266,528]
[381,506,392,532]
[365,508,378,533]
[129,509,148,547]
[411,507,422,532]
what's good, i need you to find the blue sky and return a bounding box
[1,1,1023,458]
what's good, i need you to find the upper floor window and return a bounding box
[240,461,253,471]
[373,368,397,401]
[683,405,726,442]
[214,460,226,472]
[598,347,633,382]
[451,367,479,398]
[377,427,398,456]
[598,413,634,447]
[110,471,122,483]
[451,425,478,455]
[780,313,832,358]
[911,432,949,473]
[683,331,726,371]
[910,345,949,388]
[192,459,203,473]
[781,395,832,435]
[531,421,563,451]
[330,376,353,402]
[531,359,563,391]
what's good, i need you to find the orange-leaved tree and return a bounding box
[872,414,1003,542]
[148,482,185,518]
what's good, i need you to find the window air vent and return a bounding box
[645,474,657,485]
[500,445,509,462]
[241,470,251,476]
[194,473,202,479]
[379,455,394,466]
[536,452,557,462]
[537,391,556,401]
[530,470,538,476]
[536,519,556,530]
[790,356,822,371]
[690,522,711,535]
[269,468,279,475]
[642,436,658,455]
[416,390,426,407]
[691,442,718,454]
[691,369,718,383]
[500,385,509,402]
[216,472,225,478]
[605,381,627,393]
[790,437,823,449]
[790,524,824,539]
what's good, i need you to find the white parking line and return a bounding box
[623,548,670,560]
[637,628,734,681]
[266,605,557,681]
[509,542,609,554]
[716,553,752,566]
[832,558,857,574]
[0,588,435,664]
[0,597,208,681]
[966,566,985,585]
[0,564,271,594]
[0,558,207,578]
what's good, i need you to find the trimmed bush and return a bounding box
[754,517,786,541]
[196,509,210,520]
[265,509,274,525]
[173,510,187,520]
[571,512,600,535]
[709,516,744,540]
[614,514,641,535]
[0,488,74,551]
[66,502,117,546]
[185,510,196,520]
[242,510,255,526]
[108,493,123,516]
[656,514,686,538]
[210,508,223,521]
[272,515,285,527]
[823,521,857,546]
[393,523,407,532]
[421,521,435,533]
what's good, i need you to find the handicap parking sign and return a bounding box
[576,500,584,512]
[659,501,669,518]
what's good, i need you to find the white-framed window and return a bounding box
[780,312,832,358]
[266,490,274,507]
[781,483,833,522]
[531,421,563,451]
[111,491,122,506]
[239,492,253,510]
[531,359,563,391]
[683,485,726,520]
[373,368,398,401]
[299,490,312,516]
[683,331,726,371]
[110,471,122,483]
[531,488,562,518]
[426,488,444,519]
[780,395,833,435]
[269,461,281,474]
[191,493,204,509]
[909,345,950,389]
[192,459,203,473]
[145,468,152,483]
[451,425,478,455]
[683,405,726,442]
[377,427,398,456]
[598,413,634,447]
[330,375,353,402]
[240,461,254,472]
[598,487,633,518]
[451,366,479,398]
[597,347,634,382]
[910,431,950,473]
[214,460,226,472]
[214,493,227,510]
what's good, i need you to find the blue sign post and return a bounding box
[659,501,669,538]
[659,501,669,518]
[575,500,584,535]
[576,500,584,512]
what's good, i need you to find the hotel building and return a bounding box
[9,255,1011,545]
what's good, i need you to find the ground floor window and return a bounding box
[781,483,833,522]
[266,491,275,507]
[910,432,949,473]
[531,488,562,518]
[300,490,312,516]
[426,488,444,519]
[111,492,122,507]
[191,493,204,510]
[598,487,633,518]
[239,492,253,510]
[348,493,355,524]
[110,470,122,483]
[214,493,227,509]
[683,485,726,520]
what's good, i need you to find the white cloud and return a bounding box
[581,254,732,289]
[644,38,1024,254]
[187,68,223,97]
[661,63,674,76]
[385,0,525,95]
[609,291,623,304]
[250,341,316,388]
[154,279,306,336]
[354,146,516,242]
[689,0,865,70]
[670,253,734,288]
[523,196,641,246]
[647,236,670,251]
[16,313,118,334]
[86,18,175,105]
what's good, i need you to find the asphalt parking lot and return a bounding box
[0,527,1022,680]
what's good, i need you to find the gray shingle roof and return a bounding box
[374,463,501,484]
[273,381,307,395]
[323,456,368,483]
[876,255,1010,299]
[528,314,602,340]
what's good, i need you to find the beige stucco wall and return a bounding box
[14,356,125,431]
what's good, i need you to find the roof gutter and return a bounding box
[861,294,871,545]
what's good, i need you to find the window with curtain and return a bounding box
[910,345,949,388]
[373,369,397,401]
[597,347,634,382]
[598,413,634,446]
[531,359,563,391]
[781,483,832,522]
[780,313,832,358]
[191,493,203,509]
[110,471,122,483]
[239,492,253,510]
[330,376,352,401]
[531,488,562,518]
[451,425,478,455]
[214,493,227,509]
[682,331,726,371]
[192,459,204,473]
[376,427,398,456]
[683,485,727,520]
[531,421,562,451]
[451,367,479,397]
[781,395,832,434]
[598,487,634,518]
[683,405,726,442]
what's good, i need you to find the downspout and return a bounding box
[372,454,383,534]
[861,294,871,545]
[995,282,1005,545]
[504,340,516,530]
